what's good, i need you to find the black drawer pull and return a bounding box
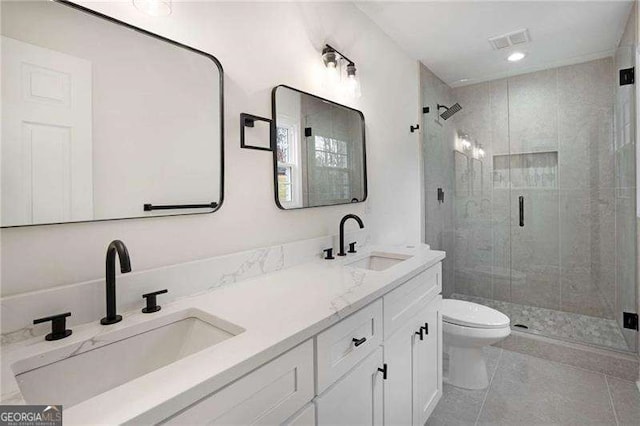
[352,337,367,347]
[422,323,429,335]
[415,328,424,341]
[378,363,388,380]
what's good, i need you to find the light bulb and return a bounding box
[325,62,340,85]
[345,63,361,98]
[461,138,472,151]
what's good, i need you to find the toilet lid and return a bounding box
[442,300,510,329]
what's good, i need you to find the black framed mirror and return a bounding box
[1,0,224,227]
[271,85,367,210]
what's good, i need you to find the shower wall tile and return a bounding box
[509,68,558,154]
[558,107,598,190]
[511,264,561,310]
[561,266,614,318]
[490,79,509,155]
[557,58,613,110]
[560,189,592,269]
[594,190,617,316]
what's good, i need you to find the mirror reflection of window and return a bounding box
[276,117,302,208]
[272,86,366,209]
[311,136,351,204]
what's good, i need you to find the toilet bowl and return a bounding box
[442,299,510,390]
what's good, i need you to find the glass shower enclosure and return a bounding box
[422,25,638,353]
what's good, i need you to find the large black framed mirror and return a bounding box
[1,0,224,227]
[271,85,367,210]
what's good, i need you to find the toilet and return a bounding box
[442,299,511,390]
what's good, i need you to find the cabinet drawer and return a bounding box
[383,263,441,339]
[164,339,314,425]
[316,299,383,394]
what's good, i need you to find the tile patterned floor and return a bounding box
[450,293,630,352]
[428,347,640,426]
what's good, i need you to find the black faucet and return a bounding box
[337,214,364,256]
[101,240,132,325]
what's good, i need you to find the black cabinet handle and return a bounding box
[33,312,72,341]
[415,328,424,341]
[142,289,168,313]
[352,337,367,347]
[519,196,524,227]
[378,363,388,380]
[422,323,429,335]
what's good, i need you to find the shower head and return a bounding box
[437,103,462,120]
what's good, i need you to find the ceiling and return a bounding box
[356,1,635,87]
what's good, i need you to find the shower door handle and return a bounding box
[519,196,524,227]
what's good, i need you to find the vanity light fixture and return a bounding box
[477,145,486,159]
[133,0,171,16]
[459,132,472,151]
[322,44,361,98]
[346,63,362,98]
[507,51,526,62]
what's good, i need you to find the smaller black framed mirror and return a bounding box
[271,85,367,210]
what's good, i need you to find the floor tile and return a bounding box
[607,376,640,426]
[477,350,616,425]
[427,347,502,426]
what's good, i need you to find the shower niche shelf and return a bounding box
[493,151,558,189]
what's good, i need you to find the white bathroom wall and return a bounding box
[0,1,422,296]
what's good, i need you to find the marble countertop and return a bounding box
[1,244,445,425]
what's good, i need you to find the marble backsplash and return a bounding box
[0,229,370,344]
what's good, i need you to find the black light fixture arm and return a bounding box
[325,44,356,66]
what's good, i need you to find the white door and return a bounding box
[316,347,384,426]
[1,36,92,226]
[413,298,442,425]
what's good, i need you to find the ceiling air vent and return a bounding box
[488,29,531,50]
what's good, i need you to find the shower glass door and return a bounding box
[503,57,637,352]
[449,54,637,353]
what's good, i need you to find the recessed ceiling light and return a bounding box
[507,52,526,62]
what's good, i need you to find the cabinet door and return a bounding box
[316,347,384,426]
[383,317,421,426]
[413,296,442,425]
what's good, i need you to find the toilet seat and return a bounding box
[442,300,510,329]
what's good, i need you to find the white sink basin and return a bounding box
[12,309,243,407]
[347,252,413,271]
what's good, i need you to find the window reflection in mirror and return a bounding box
[272,86,367,209]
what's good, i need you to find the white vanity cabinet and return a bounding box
[161,261,442,426]
[314,263,442,426]
[383,297,442,426]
